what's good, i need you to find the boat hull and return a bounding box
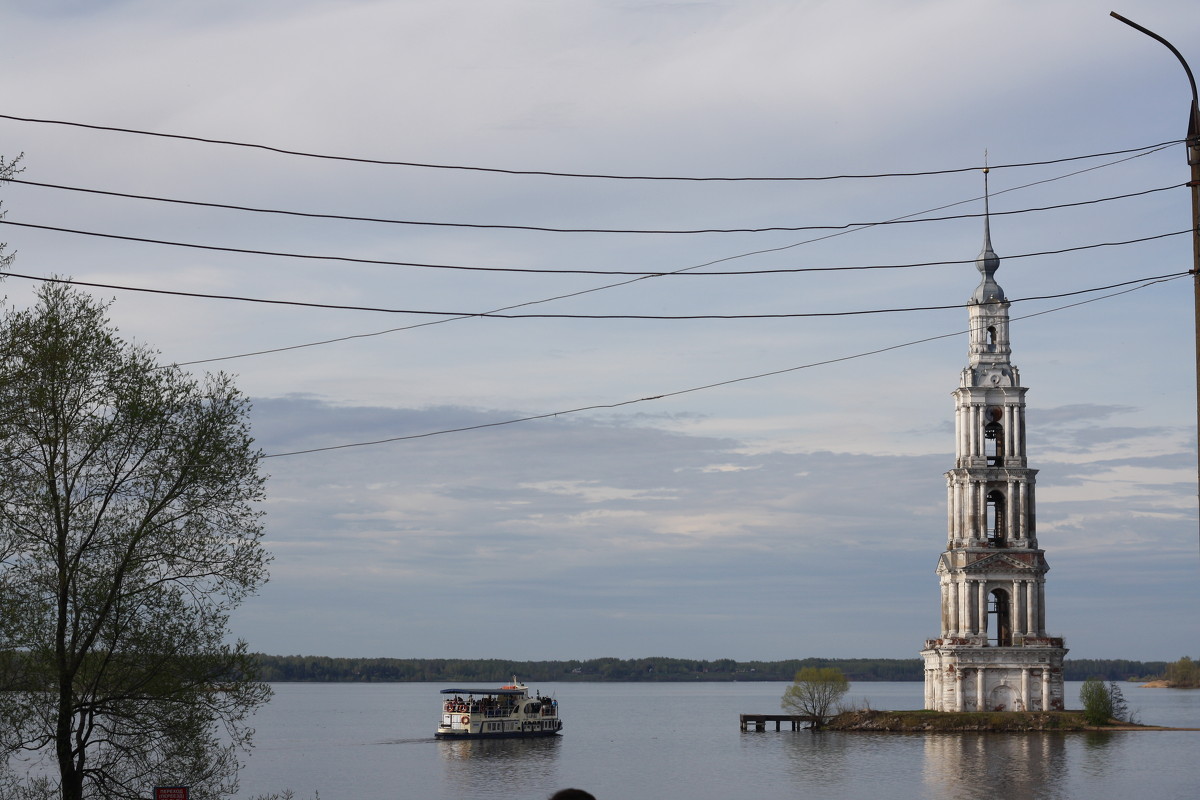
[434,728,562,740]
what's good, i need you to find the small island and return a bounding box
[768,669,1196,732]
[827,709,1086,731]
[824,709,1181,732]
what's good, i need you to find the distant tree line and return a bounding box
[251,655,1171,683]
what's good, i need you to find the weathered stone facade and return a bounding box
[921,202,1067,711]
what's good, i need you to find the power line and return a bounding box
[1,269,1186,320]
[0,113,1181,181]
[3,180,1183,235]
[0,218,1186,277]
[260,274,1186,458]
[1,134,1178,370]
[162,230,1188,367]
[0,181,1185,276]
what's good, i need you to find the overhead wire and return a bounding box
[0,120,1190,467]
[0,219,1186,277]
[1,269,1185,320]
[0,140,1177,368]
[259,274,1188,458]
[0,120,1183,412]
[2,179,1183,235]
[0,113,1181,181]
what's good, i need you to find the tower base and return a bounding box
[921,639,1067,712]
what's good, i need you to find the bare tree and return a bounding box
[0,283,271,800]
[0,152,22,272]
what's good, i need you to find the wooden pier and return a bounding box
[739,714,820,731]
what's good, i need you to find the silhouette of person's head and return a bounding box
[549,790,596,800]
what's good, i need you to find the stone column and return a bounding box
[1020,668,1030,711]
[1015,480,1026,541]
[1026,581,1036,635]
[960,581,970,635]
[1006,405,1017,462]
[974,582,984,638]
[957,479,966,546]
[947,481,955,545]
[975,404,984,458]
[940,582,949,635]
[961,580,971,635]
[1037,582,1046,635]
[974,483,984,542]
[1013,580,1025,636]
[1018,403,1026,456]
[955,669,965,712]
[1041,670,1050,711]
[964,578,974,633]
[1006,478,1016,541]
[965,482,977,541]
[956,402,965,462]
[1010,579,1021,636]
[948,580,959,636]
[976,668,986,711]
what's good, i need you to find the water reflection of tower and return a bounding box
[922,733,1069,799]
[920,177,1068,712]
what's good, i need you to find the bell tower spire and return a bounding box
[921,172,1067,712]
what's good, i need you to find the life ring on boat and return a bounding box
[460,715,470,725]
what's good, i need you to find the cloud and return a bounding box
[242,398,953,656]
[238,394,1198,660]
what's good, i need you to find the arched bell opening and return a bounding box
[984,420,1005,466]
[985,490,1006,548]
[988,588,1012,647]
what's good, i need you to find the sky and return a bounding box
[1,0,1198,663]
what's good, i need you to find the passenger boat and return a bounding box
[435,678,562,739]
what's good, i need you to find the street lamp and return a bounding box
[1110,11,1200,551]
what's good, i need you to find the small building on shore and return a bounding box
[921,190,1067,712]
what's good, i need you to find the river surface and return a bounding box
[237,681,1200,800]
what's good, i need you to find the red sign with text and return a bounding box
[155,788,188,800]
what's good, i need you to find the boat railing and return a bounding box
[481,703,525,718]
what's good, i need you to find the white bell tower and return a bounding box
[921,176,1067,712]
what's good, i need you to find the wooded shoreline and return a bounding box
[253,655,1168,683]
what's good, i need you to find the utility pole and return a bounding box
[1110,11,1200,553]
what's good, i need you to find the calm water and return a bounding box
[237,681,1200,800]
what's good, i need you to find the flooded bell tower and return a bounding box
[921,174,1067,712]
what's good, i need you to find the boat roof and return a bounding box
[440,687,527,695]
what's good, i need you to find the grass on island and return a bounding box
[827,709,1097,732]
